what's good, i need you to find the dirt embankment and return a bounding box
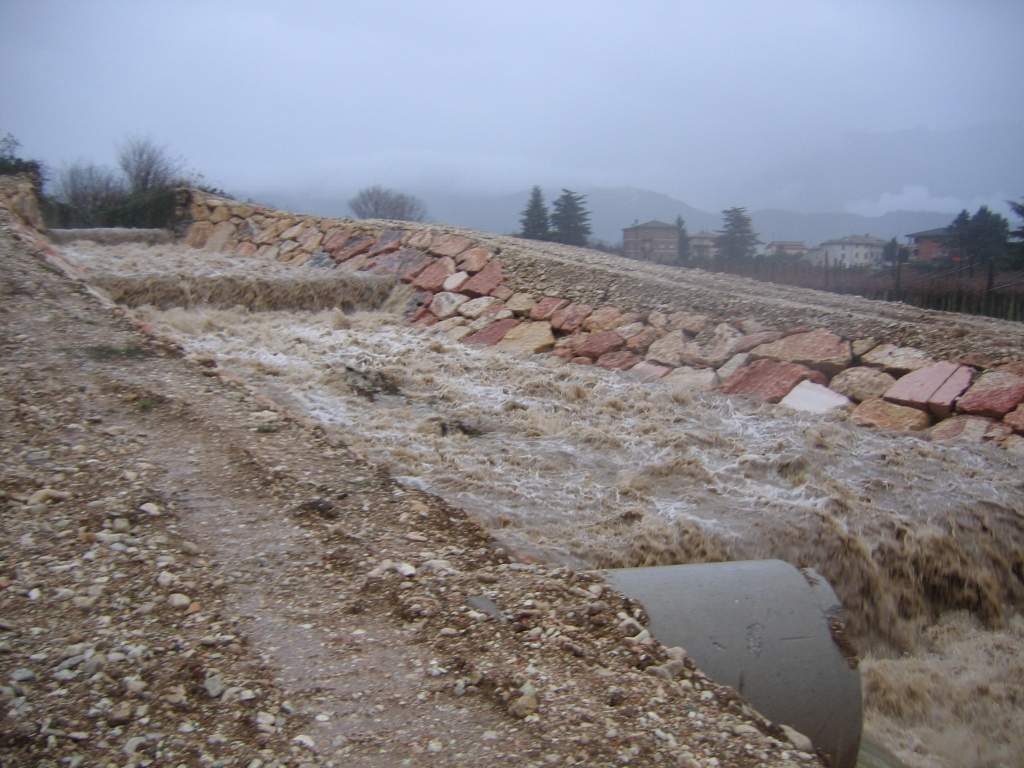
[0,210,817,766]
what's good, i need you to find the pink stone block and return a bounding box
[460,260,504,297]
[530,296,570,321]
[927,365,974,419]
[957,371,1024,419]
[574,331,625,359]
[456,247,492,273]
[334,236,375,262]
[719,359,820,404]
[461,318,520,346]
[412,258,455,292]
[550,303,593,333]
[882,360,961,411]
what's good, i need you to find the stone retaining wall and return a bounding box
[2,179,1021,455]
[174,189,1024,455]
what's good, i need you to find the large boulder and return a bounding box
[506,293,537,317]
[780,380,852,414]
[851,399,932,431]
[460,260,505,297]
[661,366,718,393]
[734,331,783,354]
[413,257,456,291]
[496,321,556,354]
[956,371,1024,419]
[681,323,744,368]
[626,326,660,354]
[456,247,491,273]
[882,361,972,418]
[429,291,470,319]
[645,330,687,367]
[931,415,1014,444]
[550,303,594,332]
[530,296,570,321]
[719,359,824,404]
[747,329,852,377]
[575,331,625,359]
[461,318,520,346]
[428,234,473,257]
[458,296,502,319]
[860,344,934,376]
[582,306,625,332]
[828,367,896,403]
[666,312,712,336]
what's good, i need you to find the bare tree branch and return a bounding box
[348,185,428,222]
[116,135,185,194]
[56,162,126,222]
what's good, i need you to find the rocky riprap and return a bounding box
[175,189,1024,454]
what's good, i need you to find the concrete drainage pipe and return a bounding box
[606,560,863,768]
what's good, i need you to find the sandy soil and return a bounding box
[1,224,820,765]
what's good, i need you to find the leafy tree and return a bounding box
[549,189,591,247]
[519,185,550,240]
[969,205,1010,267]
[1008,198,1024,268]
[116,135,185,193]
[947,209,972,264]
[714,207,760,263]
[882,237,911,266]
[676,215,691,263]
[348,185,428,221]
[948,206,1011,269]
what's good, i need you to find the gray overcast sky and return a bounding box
[2,0,1022,212]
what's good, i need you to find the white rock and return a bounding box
[780,724,813,753]
[779,380,852,414]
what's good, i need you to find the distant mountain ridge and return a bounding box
[256,186,956,249]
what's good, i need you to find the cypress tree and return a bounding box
[714,207,760,264]
[549,189,591,247]
[519,185,550,240]
[676,215,691,264]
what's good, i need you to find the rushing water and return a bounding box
[124,303,1024,767]
[62,243,1024,767]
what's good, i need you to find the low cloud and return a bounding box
[845,185,1011,217]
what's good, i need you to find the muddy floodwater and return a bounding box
[69,242,1024,768]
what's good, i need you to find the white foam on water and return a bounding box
[127,299,1024,768]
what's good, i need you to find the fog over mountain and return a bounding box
[253,117,1019,246]
[730,120,1024,216]
[2,2,1022,246]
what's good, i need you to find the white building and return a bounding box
[804,235,887,268]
